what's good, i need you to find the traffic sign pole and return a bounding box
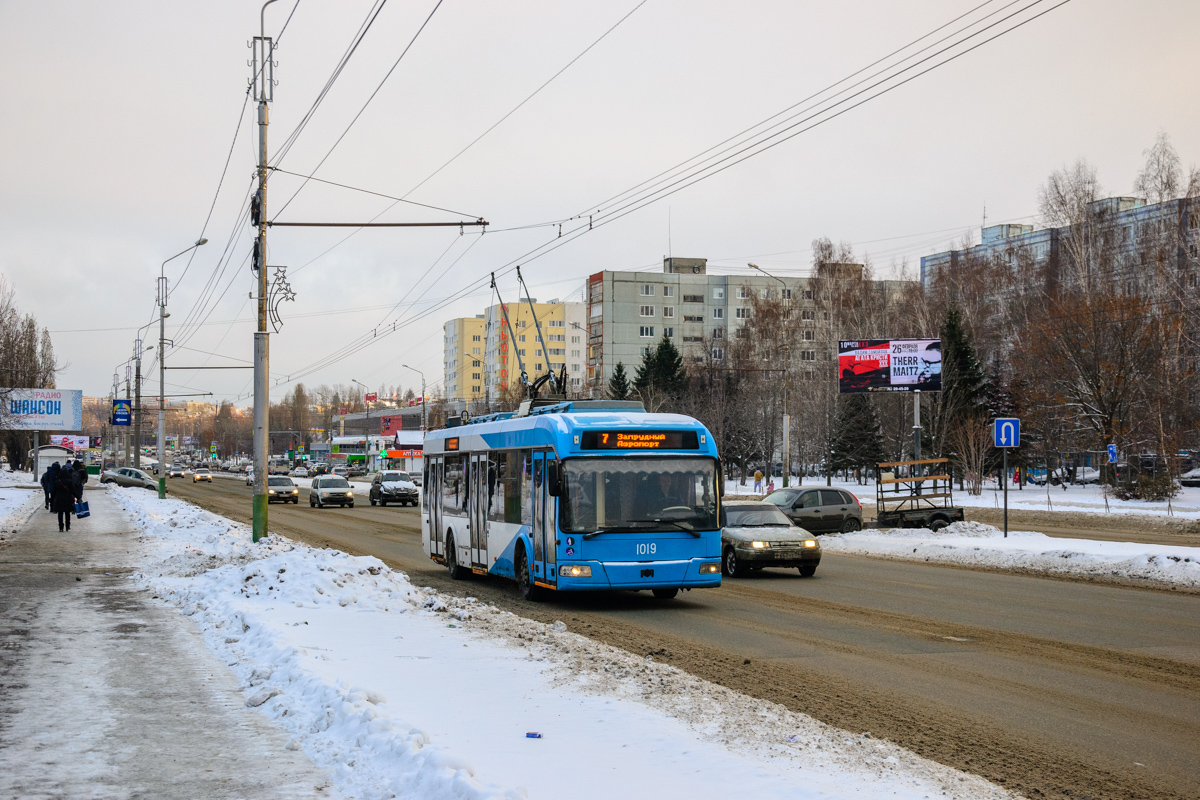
[1003,449,1008,538]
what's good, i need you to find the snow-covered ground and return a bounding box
[0,484,36,533]
[726,475,1200,519]
[113,485,1018,800]
[822,521,1200,589]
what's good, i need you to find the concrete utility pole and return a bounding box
[157,243,207,498]
[749,263,790,487]
[251,0,278,543]
[125,366,133,469]
[134,339,143,469]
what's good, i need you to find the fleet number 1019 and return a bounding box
[637,543,657,556]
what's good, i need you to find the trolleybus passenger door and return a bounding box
[427,456,442,558]
[532,452,555,584]
[470,453,488,568]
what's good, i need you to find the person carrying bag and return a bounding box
[51,465,80,532]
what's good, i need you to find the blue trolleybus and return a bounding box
[421,400,723,600]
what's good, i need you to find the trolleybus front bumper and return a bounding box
[553,558,721,591]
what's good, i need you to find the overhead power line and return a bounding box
[252,0,1073,394]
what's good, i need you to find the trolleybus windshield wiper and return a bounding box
[584,518,703,537]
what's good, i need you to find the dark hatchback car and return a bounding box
[763,487,863,534]
[369,471,419,507]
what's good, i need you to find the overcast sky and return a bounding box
[2,0,1198,404]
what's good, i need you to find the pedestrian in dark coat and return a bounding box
[41,463,57,510]
[73,459,88,488]
[51,463,79,532]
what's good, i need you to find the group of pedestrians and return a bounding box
[40,460,88,532]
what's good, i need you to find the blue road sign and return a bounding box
[1107,444,1117,463]
[111,399,131,426]
[993,418,1020,448]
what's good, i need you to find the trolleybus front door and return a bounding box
[470,453,488,568]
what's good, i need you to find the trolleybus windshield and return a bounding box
[560,457,718,533]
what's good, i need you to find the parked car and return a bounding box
[267,476,300,503]
[290,466,309,478]
[370,471,419,507]
[721,501,821,577]
[763,487,863,534]
[310,476,354,508]
[100,467,160,491]
[408,468,423,487]
[192,468,213,483]
[348,464,367,478]
[245,468,254,486]
[168,465,185,479]
[1180,467,1200,488]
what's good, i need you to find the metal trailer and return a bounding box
[874,457,965,530]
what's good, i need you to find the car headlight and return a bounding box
[750,541,770,549]
[268,490,275,494]
[346,491,353,497]
[804,540,818,548]
[560,564,592,577]
[699,562,720,574]
[292,489,299,494]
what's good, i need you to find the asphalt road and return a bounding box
[172,477,1200,800]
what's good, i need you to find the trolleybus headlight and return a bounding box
[750,541,770,549]
[804,539,818,548]
[560,565,592,578]
[699,562,720,574]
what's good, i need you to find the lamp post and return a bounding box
[402,365,426,431]
[748,263,791,487]
[351,379,372,470]
[157,238,207,498]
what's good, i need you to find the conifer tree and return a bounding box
[829,394,884,480]
[607,362,631,400]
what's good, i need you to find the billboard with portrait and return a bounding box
[838,339,941,393]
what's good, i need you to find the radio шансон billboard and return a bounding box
[837,340,942,393]
[3,389,84,431]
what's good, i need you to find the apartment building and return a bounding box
[442,315,487,404]
[585,257,831,392]
[443,299,587,405]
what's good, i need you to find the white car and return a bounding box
[310,476,354,508]
[245,469,254,486]
[291,466,309,478]
[192,468,213,483]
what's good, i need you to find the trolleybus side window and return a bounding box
[442,454,465,517]
[486,449,530,524]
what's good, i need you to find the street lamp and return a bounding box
[157,238,207,498]
[748,263,791,488]
[351,379,372,470]
[401,365,426,431]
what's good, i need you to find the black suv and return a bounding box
[370,471,419,507]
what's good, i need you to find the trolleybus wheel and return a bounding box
[446,535,465,580]
[515,544,541,602]
[652,588,678,599]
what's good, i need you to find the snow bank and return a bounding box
[823,521,1200,588]
[0,484,37,535]
[114,486,1019,800]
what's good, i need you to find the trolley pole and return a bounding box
[251,2,277,543]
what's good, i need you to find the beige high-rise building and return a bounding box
[443,298,587,406]
[442,315,487,403]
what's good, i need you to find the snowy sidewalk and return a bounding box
[0,488,337,799]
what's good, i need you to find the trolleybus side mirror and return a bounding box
[717,460,725,497]
[546,461,561,497]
